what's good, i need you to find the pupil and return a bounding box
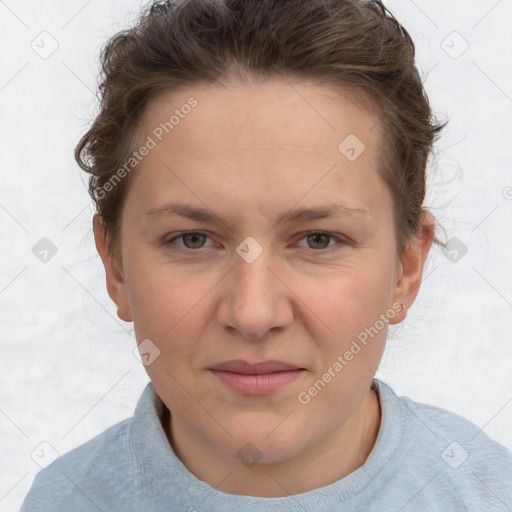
[185,233,204,248]
[309,234,328,249]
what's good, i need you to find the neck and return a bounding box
[162,385,381,497]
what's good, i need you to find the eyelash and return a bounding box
[163,231,349,254]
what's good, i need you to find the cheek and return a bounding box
[303,262,393,377]
[297,271,389,400]
[126,268,205,403]
[125,263,219,374]
[312,263,393,327]
[124,255,200,331]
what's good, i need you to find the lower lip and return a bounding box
[209,369,305,394]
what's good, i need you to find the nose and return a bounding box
[216,244,294,340]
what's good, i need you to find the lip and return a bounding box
[208,359,304,374]
[208,359,306,395]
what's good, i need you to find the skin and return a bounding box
[94,77,434,497]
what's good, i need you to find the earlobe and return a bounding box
[93,215,133,323]
[389,212,435,325]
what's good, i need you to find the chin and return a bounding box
[222,421,308,463]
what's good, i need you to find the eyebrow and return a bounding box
[143,202,370,227]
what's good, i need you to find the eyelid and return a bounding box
[163,230,349,253]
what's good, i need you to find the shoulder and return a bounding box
[401,391,512,463]
[20,418,136,512]
[381,382,512,508]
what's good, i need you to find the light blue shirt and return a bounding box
[20,379,512,511]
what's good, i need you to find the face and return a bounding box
[95,77,431,473]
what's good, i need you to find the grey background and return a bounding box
[1,0,511,509]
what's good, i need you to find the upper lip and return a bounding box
[209,360,304,374]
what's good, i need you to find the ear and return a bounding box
[389,210,435,325]
[93,214,133,322]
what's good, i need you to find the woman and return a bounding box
[20,0,512,510]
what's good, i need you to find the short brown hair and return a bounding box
[75,0,446,265]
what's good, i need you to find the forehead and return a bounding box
[125,77,389,223]
[137,77,381,154]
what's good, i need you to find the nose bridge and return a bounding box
[234,238,276,307]
[219,238,292,339]
[235,246,274,299]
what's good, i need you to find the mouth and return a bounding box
[208,359,307,395]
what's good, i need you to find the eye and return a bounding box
[164,232,214,250]
[295,232,348,253]
[163,230,349,254]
